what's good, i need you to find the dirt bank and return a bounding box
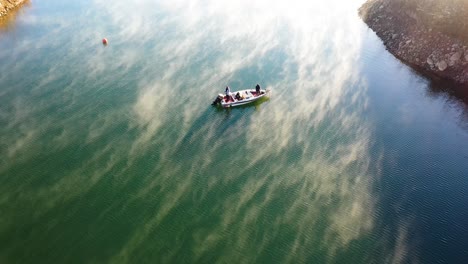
[359,0,468,85]
[0,0,26,17]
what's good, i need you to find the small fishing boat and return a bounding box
[212,88,271,108]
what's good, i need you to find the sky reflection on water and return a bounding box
[1,0,468,263]
[99,0,380,262]
[0,0,392,262]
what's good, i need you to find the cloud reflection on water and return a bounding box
[0,0,414,262]
[102,0,387,262]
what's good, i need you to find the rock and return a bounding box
[451,51,462,62]
[426,57,433,67]
[358,0,468,84]
[436,60,448,71]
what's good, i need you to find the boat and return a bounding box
[212,88,271,108]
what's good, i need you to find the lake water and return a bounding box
[1,0,468,263]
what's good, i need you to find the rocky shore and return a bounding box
[359,0,468,85]
[0,0,26,17]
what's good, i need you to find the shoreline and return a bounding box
[0,0,27,18]
[359,0,468,86]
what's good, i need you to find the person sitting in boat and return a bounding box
[235,92,243,101]
[255,84,261,94]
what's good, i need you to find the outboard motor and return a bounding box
[212,94,224,106]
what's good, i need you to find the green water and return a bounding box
[1,0,468,263]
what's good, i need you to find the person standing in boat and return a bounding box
[225,86,232,102]
[255,84,261,95]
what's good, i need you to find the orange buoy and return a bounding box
[102,38,108,45]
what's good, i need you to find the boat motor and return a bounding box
[212,94,224,105]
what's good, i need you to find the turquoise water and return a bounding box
[1,0,468,263]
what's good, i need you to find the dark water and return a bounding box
[1,0,468,263]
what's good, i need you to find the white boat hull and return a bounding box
[214,89,270,108]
